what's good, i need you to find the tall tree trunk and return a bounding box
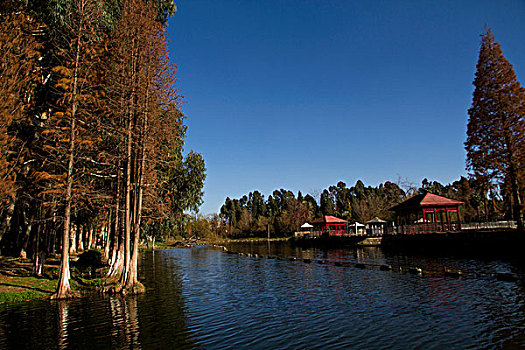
[18,206,34,258]
[121,106,132,289]
[506,138,523,231]
[87,227,93,249]
[509,167,523,231]
[105,166,124,285]
[83,224,89,251]
[125,85,148,292]
[105,208,124,284]
[16,201,37,258]
[32,202,44,276]
[77,225,84,252]
[70,224,77,254]
[0,192,16,243]
[0,197,23,256]
[108,167,121,265]
[52,136,74,299]
[120,36,137,292]
[104,209,112,261]
[51,15,83,299]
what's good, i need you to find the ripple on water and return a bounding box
[0,246,524,349]
[174,246,525,349]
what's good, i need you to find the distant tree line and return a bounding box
[218,177,499,237]
[0,0,205,298]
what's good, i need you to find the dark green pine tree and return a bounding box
[466,28,525,230]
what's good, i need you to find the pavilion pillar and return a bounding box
[457,205,462,230]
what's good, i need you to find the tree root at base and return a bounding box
[49,290,80,300]
[99,281,145,295]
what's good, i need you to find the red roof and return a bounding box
[311,215,348,224]
[391,192,464,212]
[420,193,464,206]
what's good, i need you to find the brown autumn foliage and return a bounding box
[0,0,188,299]
[0,4,42,211]
[103,0,183,294]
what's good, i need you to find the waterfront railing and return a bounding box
[297,220,518,238]
[394,222,460,234]
[461,221,517,231]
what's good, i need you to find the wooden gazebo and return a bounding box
[311,215,348,236]
[366,217,388,236]
[391,193,464,234]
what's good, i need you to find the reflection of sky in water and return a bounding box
[0,246,524,349]
[186,244,525,349]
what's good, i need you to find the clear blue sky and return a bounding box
[167,0,525,214]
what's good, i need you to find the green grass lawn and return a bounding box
[0,255,106,304]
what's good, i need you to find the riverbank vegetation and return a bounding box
[216,178,485,238]
[216,169,522,240]
[0,0,205,299]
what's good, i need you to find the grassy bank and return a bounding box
[0,275,56,303]
[0,257,57,303]
[0,254,107,304]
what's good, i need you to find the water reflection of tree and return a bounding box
[57,301,70,350]
[0,302,58,349]
[107,297,139,348]
[0,251,197,349]
[135,250,197,349]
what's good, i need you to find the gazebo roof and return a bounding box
[301,222,313,228]
[366,217,387,224]
[391,192,464,212]
[311,215,348,224]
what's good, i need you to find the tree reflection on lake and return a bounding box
[0,244,524,349]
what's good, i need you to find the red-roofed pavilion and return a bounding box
[311,215,348,236]
[391,193,464,234]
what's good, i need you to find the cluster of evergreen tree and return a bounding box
[466,29,524,230]
[0,0,205,298]
[218,176,507,238]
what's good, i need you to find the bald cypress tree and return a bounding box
[0,2,41,215]
[466,29,525,230]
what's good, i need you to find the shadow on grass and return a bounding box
[0,283,53,294]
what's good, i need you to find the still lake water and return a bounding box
[1,242,525,349]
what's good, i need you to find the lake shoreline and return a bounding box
[291,229,525,259]
[4,230,522,304]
